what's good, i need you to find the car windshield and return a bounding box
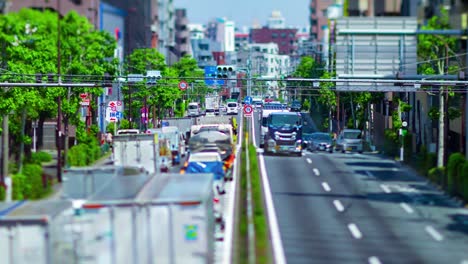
[206,109,215,113]
[228,103,237,107]
[312,133,331,140]
[188,105,198,109]
[343,131,362,139]
[270,114,302,126]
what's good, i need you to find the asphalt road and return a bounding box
[253,111,468,264]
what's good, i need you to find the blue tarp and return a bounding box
[185,161,225,180]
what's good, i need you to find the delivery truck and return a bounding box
[78,174,215,264]
[0,200,77,264]
[112,134,159,174]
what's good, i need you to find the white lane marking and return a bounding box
[306,158,312,164]
[348,223,363,239]
[258,150,287,263]
[221,118,244,264]
[321,182,331,192]
[425,226,444,241]
[251,114,257,147]
[400,202,414,214]
[313,168,320,176]
[380,184,392,193]
[333,200,344,212]
[365,171,376,179]
[368,256,382,264]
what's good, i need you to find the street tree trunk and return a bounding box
[437,89,444,168]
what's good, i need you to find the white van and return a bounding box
[226,102,238,115]
[187,102,201,117]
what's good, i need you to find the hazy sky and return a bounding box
[174,0,310,29]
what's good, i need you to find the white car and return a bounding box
[335,129,364,153]
[226,102,238,115]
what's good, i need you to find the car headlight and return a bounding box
[274,131,280,136]
[275,135,280,140]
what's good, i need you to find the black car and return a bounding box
[290,100,301,112]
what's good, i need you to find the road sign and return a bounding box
[204,66,225,86]
[402,121,408,127]
[244,96,252,105]
[179,80,188,91]
[79,93,88,99]
[116,112,123,119]
[244,104,253,116]
[127,74,144,83]
[80,99,90,106]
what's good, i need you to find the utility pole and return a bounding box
[56,0,63,182]
[3,115,10,201]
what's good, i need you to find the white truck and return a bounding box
[0,200,77,264]
[112,133,160,174]
[79,174,215,264]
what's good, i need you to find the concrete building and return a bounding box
[190,38,221,68]
[250,27,298,56]
[188,24,205,40]
[309,0,334,41]
[158,0,177,64]
[236,43,291,97]
[175,8,191,58]
[267,10,286,29]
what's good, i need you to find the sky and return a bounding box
[174,0,310,29]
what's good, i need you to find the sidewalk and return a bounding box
[42,151,113,200]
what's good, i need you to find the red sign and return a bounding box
[80,93,88,99]
[178,80,188,91]
[244,105,253,116]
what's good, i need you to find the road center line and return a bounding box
[313,168,320,176]
[333,200,344,212]
[306,158,312,164]
[368,256,382,264]
[425,226,444,241]
[321,182,331,192]
[400,202,414,214]
[380,184,392,193]
[348,223,363,239]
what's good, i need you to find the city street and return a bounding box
[253,112,468,264]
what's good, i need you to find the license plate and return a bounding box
[346,147,352,151]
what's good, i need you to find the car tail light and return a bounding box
[213,197,220,204]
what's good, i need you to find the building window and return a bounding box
[281,41,286,46]
[272,33,278,38]
[281,32,286,38]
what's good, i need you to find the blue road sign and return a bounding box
[244,96,253,105]
[204,66,225,86]
[116,112,123,119]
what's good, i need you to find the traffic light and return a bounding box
[216,65,236,78]
[47,73,55,83]
[146,70,162,85]
[103,73,113,87]
[35,73,42,83]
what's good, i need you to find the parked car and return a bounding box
[335,129,363,153]
[290,100,301,112]
[307,132,333,153]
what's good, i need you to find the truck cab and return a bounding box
[263,112,303,156]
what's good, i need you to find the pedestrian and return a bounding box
[106,132,113,148]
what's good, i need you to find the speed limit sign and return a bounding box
[244,104,253,117]
[178,80,188,91]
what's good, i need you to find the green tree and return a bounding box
[0,8,116,172]
[418,8,460,167]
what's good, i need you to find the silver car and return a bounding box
[335,129,363,153]
[307,132,333,153]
